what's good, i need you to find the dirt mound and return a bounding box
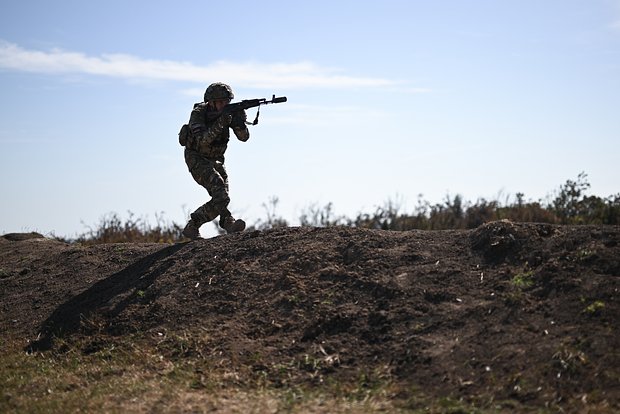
[1,232,46,242]
[1,222,619,411]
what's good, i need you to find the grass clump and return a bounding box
[583,300,605,316]
[511,271,535,289]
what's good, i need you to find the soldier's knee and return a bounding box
[212,192,230,210]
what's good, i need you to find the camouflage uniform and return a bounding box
[182,83,250,237]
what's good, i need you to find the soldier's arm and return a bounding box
[230,110,250,142]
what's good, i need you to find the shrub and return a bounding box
[72,173,618,244]
[74,211,184,245]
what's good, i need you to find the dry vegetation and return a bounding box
[62,172,619,245]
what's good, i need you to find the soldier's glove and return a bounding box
[219,112,233,127]
[230,110,248,128]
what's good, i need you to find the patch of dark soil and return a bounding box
[1,223,619,411]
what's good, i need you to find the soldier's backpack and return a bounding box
[178,123,190,147]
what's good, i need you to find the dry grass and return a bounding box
[8,331,603,413]
[0,336,419,414]
[65,173,619,245]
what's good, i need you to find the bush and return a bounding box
[74,211,184,245]
[308,173,618,231]
[248,196,289,231]
[72,173,618,244]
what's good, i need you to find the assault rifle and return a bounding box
[206,95,287,125]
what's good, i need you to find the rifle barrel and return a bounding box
[269,96,287,104]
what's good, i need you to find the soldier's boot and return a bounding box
[185,203,218,240]
[219,216,246,234]
[182,219,202,240]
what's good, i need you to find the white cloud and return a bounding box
[0,40,397,89]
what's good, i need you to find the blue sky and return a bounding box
[1,0,619,238]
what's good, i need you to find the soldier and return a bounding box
[181,82,249,239]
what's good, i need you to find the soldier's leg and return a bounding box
[183,152,230,238]
[189,168,230,225]
[213,162,231,222]
[214,162,246,233]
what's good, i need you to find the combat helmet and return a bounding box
[204,82,234,102]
